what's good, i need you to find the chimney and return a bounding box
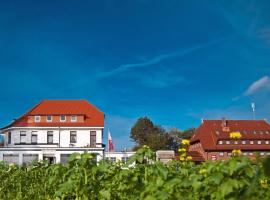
[221,117,227,127]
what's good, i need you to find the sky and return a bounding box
[0,0,270,149]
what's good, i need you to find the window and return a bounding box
[60,115,66,122]
[218,140,223,144]
[47,116,52,122]
[250,141,254,144]
[109,157,116,162]
[228,153,232,156]
[234,141,238,144]
[3,154,19,165]
[219,152,224,156]
[266,131,269,134]
[70,131,77,143]
[260,152,265,156]
[23,154,38,165]
[242,140,246,144]
[8,132,11,144]
[71,116,77,122]
[243,152,247,156]
[258,141,262,144]
[31,132,37,144]
[266,141,269,145]
[20,131,26,143]
[249,152,253,156]
[90,131,96,147]
[121,157,129,163]
[215,131,219,135]
[34,116,41,122]
[47,131,53,144]
[267,152,270,156]
[226,141,230,144]
[254,131,256,134]
[60,154,71,164]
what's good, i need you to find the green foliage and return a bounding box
[0,151,270,200]
[130,117,196,151]
[130,117,167,151]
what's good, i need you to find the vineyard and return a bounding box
[0,147,269,200]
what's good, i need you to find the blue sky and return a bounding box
[0,0,270,149]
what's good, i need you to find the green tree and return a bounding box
[180,128,196,139]
[166,128,182,151]
[130,117,167,151]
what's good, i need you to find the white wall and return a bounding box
[0,148,104,165]
[105,152,135,162]
[2,127,103,148]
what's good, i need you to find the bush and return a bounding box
[0,147,269,200]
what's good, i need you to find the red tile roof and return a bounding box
[2,100,104,129]
[190,120,270,150]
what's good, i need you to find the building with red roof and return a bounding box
[0,100,105,165]
[189,119,270,161]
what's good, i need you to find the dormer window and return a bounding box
[34,116,41,122]
[71,115,77,122]
[60,115,66,122]
[47,116,53,122]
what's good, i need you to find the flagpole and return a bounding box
[107,128,108,160]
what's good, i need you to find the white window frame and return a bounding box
[266,141,269,145]
[31,131,38,144]
[20,131,27,143]
[258,140,262,144]
[70,131,77,143]
[218,140,223,145]
[242,140,246,144]
[34,116,41,122]
[219,152,224,156]
[260,152,265,156]
[250,141,254,144]
[226,141,230,145]
[46,116,53,122]
[71,115,77,122]
[60,115,66,122]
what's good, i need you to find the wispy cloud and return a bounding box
[97,38,227,78]
[244,76,270,96]
[139,69,184,88]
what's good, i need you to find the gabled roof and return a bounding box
[2,100,104,129]
[190,120,270,150]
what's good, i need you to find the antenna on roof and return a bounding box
[251,102,256,120]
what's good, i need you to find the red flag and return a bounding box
[108,130,114,152]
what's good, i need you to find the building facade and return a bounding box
[0,100,105,165]
[189,119,270,161]
[105,151,135,163]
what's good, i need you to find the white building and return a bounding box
[0,100,105,165]
[105,151,135,163]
